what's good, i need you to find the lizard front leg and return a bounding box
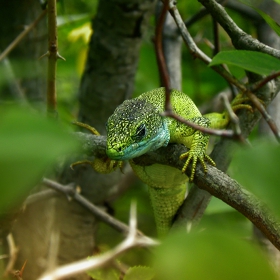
[178,117,215,181]
[71,121,123,174]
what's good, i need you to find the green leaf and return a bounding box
[0,105,79,212]
[210,50,280,75]
[87,268,119,280]
[124,266,155,280]
[239,0,280,36]
[153,229,277,280]
[254,8,280,36]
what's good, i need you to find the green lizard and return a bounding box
[73,87,251,235]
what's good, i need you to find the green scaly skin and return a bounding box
[74,88,250,235]
[106,88,234,235]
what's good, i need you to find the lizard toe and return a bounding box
[179,151,189,161]
[181,154,191,173]
[205,154,216,167]
[198,156,208,174]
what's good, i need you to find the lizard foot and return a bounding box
[71,158,123,174]
[231,93,264,113]
[179,152,216,182]
[72,121,101,135]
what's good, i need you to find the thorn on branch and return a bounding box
[56,52,66,61]
[39,51,50,60]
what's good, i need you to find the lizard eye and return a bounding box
[132,124,146,142]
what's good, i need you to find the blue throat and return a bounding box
[107,120,170,160]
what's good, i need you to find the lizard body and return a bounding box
[73,88,250,235]
[105,88,230,235]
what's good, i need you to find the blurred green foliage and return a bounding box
[232,141,280,218]
[0,105,79,212]
[153,228,277,280]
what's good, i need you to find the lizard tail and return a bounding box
[148,184,186,236]
[130,161,188,236]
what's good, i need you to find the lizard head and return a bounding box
[106,99,170,160]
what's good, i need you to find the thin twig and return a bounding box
[45,0,65,117]
[220,93,244,142]
[157,2,237,138]
[24,189,58,205]
[168,0,280,142]
[38,203,159,280]
[0,10,47,62]
[12,260,27,280]
[168,1,248,92]
[244,89,280,142]
[3,234,19,278]
[162,110,235,137]
[42,178,145,237]
[250,71,280,93]
[155,0,172,111]
[0,255,9,260]
[46,0,57,116]
[198,0,280,58]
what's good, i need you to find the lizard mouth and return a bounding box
[106,127,170,161]
[106,142,147,160]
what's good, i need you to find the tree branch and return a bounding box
[167,0,280,142]
[155,0,172,111]
[41,178,145,237]
[45,0,65,117]
[0,10,47,62]
[74,131,280,250]
[198,0,280,57]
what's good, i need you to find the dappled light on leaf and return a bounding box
[67,22,92,43]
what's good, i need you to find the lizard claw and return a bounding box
[180,152,216,181]
[70,158,123,174]
[91,157,123,174]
